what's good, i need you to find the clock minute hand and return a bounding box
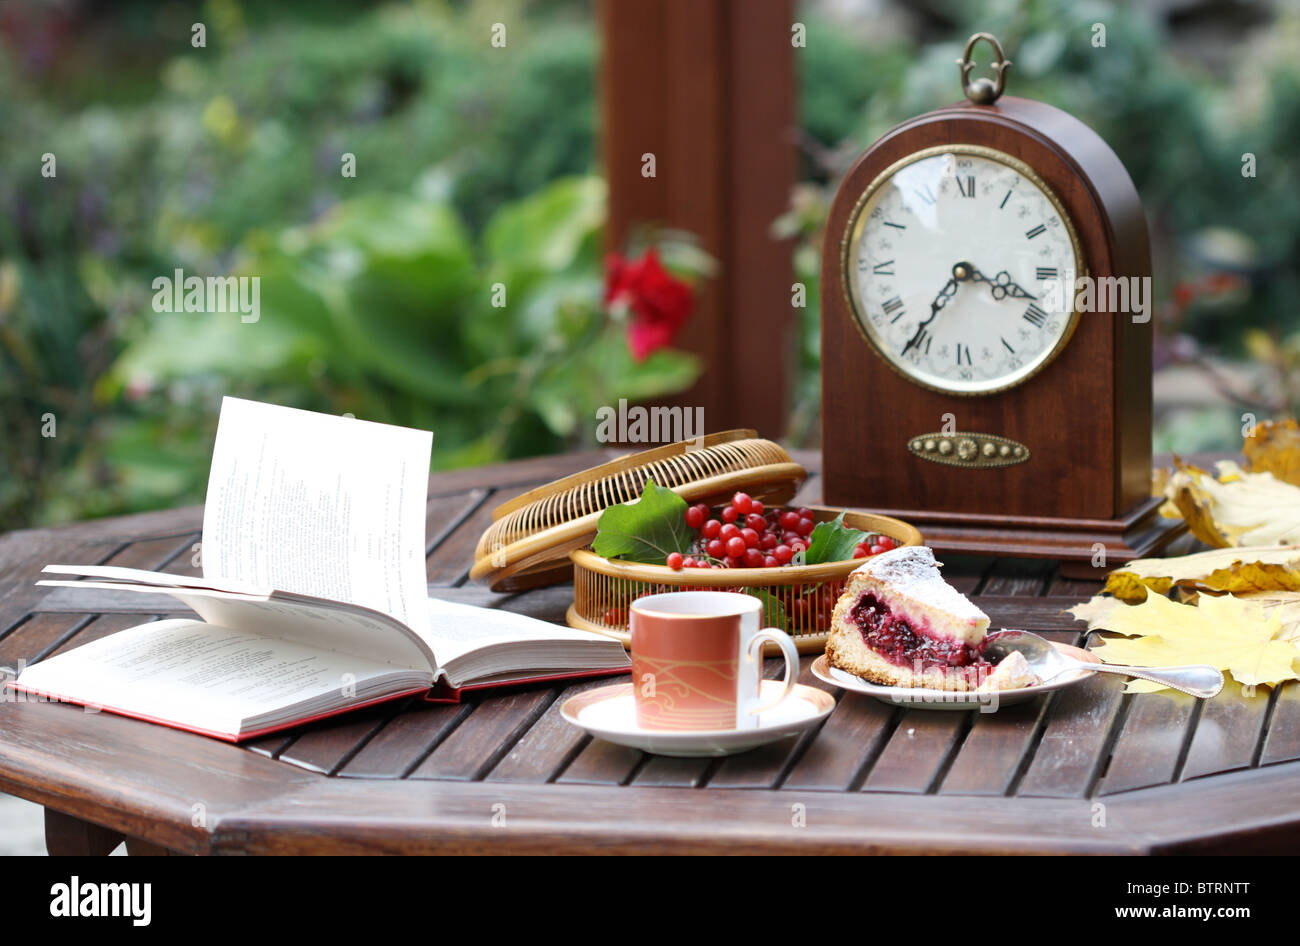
[901,273,960,355]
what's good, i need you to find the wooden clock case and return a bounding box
[820,96,1184,574]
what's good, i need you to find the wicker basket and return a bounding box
[566,506,923,653]
[470,430,805,592]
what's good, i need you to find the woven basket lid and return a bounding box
[470,430,806,592]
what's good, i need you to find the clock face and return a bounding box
[843,145,1083,395]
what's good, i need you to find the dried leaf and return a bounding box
[1163,459,1300,547]
[1069,591,1300,693]
[1163,459,1229,546]
[1244,418,1300,487]
[1157,496,1185,521]
[1151,465,1171,499]
[1066,594,1123,627]
[1103,546,1300,602]
[1235,591,1300,643]
[1103,572,1171,602]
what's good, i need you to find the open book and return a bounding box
[9,398,629,742]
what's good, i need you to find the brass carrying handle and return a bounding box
[958,32,1011,105]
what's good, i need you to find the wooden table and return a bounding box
[1,450,1297,855]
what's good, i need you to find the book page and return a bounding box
[202,397,432,630]
[41,564,270,596]
[13,619,426,737]
[35,580,437,672]
[420,597,628,664]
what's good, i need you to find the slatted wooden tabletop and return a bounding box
[1,450,1298,854]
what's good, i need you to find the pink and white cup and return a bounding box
[629,591,801,731]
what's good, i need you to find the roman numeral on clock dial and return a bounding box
[881,296,905,321]
[956,176,975,198]
[1025,224,1046,240]
[872,260,895,276]
[1036,266,1057,280]
[1023,303,1048,327]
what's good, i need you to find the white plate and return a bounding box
[561,680,835,757]
[810,643,1098,712]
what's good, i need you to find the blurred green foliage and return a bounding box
[108,176,699,486]
[1,1,696,530]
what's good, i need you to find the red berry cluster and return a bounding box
[852,535,898,559]
[666,492,896,570]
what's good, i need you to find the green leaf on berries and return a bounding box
[591,477,694,564]
[803,512,868,565]
[744,587,788,632]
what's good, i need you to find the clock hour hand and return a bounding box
[958,262,1036,301]
[901,273,960,355]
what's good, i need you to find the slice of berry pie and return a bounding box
[825,545,1037,691]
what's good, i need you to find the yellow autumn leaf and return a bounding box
[1103,572,1171,602]
[1245,418,1300,487]
[1235,591,1300,643]
[1069,590,1300,693]
[1163,459,1229,546]
[1151,465,1171,500]
[1066,593,1121,627]
[1103,546,1300,602]
[1163,459,1300,547]
[1170,589,1300,641]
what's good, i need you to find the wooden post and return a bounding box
[599,0,796,439]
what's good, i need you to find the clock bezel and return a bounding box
[839,142,1086,396]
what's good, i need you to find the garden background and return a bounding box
[2,0,1298,532]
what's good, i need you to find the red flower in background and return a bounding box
[605,249,695,361]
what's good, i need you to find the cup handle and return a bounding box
[743,628,800,718]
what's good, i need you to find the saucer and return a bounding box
[810,644,1098,712]
[560,680,835,757]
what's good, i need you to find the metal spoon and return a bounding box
[984,629,1224,699]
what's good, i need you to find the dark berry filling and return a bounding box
[851,593,991,670]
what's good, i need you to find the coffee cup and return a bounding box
[629,591,800,731]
